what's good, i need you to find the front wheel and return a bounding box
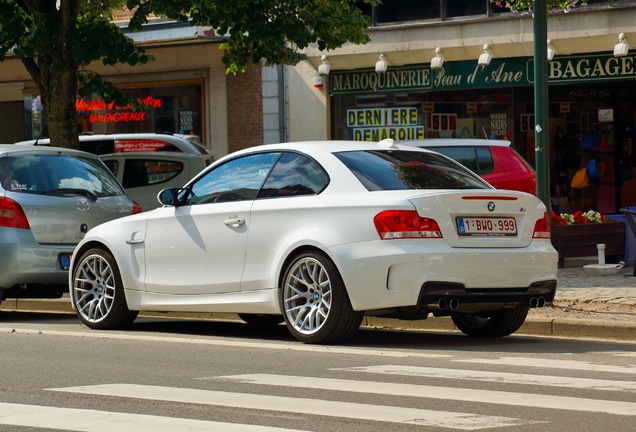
[451,307,528,337]
[280,252,363,344]
[71,248,138,329]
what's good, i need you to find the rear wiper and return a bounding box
[42,188,98,201]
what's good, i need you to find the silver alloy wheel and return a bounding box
[73,253,116,323]
[283,256,332,335]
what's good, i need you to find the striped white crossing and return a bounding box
[213,373,636,416]
[454,356,636,374]
[50,383,535,430]
[0,402,307,432]
[335,364,636,392]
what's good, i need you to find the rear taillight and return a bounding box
[532,212,551,238]
[0,197,30,229]
[374,210,442,239]
[132,201,142,214]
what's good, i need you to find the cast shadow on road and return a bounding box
[1,311,631,354]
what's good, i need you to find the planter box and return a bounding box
[551,222,625,267]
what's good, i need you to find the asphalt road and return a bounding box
[0,312,634,432]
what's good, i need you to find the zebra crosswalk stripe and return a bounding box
[49,383,538,430]
[454,356,636,374]
[334,364,636,392]
[213,373,636,416]
[0,402,308,432]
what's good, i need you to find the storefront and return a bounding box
[328,53,636,214]
[24,79,205,141]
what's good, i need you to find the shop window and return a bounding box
[376,0,440,23]
[446,0,489,18]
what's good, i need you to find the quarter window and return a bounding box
[259,153,329,198]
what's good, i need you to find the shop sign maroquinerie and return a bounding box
[330,53,636,95]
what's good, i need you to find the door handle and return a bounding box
[224,217,245,227]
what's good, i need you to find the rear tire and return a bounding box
[280,252,363,344]
[451,307,528,337]
[71,248,138,329]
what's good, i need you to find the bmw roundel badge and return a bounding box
[487,201,495,212]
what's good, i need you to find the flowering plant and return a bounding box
[550,210,611,225]
[492,1,612,13]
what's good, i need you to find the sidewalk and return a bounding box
[1,258,635,342]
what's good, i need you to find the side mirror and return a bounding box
[157,188,183,207]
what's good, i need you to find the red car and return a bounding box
[403,139,536,195]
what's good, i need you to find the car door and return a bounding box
[142,152,281,295]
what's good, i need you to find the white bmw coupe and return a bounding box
[69,139,558,344]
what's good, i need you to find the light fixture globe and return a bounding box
[478,44,493,66]
[614,33,630,57]
[375,53,389,73]
[430,47,445,70]
[318,55,331,76]
[547,39,557,61]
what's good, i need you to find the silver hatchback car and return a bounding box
[0,145,140,299]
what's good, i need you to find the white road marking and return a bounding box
[0,327,449,359]
[454,357,636,374]
[0,402,307,432]
[49,384,534,430]
[593,351,636,358]
[214,374,636,416]
[335,364,636,392]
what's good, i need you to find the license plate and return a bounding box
[456,217,517,236]
[58,253,72,270]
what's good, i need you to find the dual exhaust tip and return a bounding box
[429,296,547,311]
[529,296,546,308]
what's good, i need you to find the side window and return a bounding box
[146,161,183,185]
[79,139,115,155]
[433,147,477,172]
[102,160,118,176]
[123,160,150,188]
[476,147,495,175]
[259,153,328,198]
[122,159,184,188]
[187,152,281,205]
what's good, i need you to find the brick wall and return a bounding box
[112,9,134,22]
[226,65,264,153]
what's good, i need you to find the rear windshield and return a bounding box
[334,150,489,191]
[0,154,125,197]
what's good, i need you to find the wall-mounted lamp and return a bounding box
[547,39,557,61]
[614,33,630,57]
[375,53,389,73]
[430,47,445,70]
[478,44,494,66]
[318,55,331,76]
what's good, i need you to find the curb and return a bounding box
[2,298,635,342]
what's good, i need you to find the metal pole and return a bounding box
[533,0,551,210]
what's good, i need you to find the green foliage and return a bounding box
[0,0,372,148]
[125,0,372,72]
[491,0,613,12]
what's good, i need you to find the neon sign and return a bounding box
[76,96,162,123]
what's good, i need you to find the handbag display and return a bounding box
[571,167,589,189]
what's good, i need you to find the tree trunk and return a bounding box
[19,0,81,150]
[38,56,80,150]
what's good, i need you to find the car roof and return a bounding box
[216,139,435,161]
[400,139,512,148]
[14,133,211,155]
[0,144,99,158]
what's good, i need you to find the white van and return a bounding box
[15,133,215,211]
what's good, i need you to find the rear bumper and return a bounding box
[418,280,557,312]
[0,228,74,292]
[329,239,558,311]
